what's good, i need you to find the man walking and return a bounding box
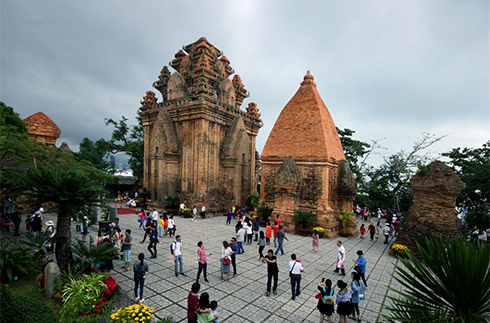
[333,240,346,276]
[147,225,158,258]
[383,223,391,244]
[122,229,133,271]
[230,238,238,277]
[289,254,304,300]
[353,250,367,287]
[172,235,186,277]
[236,225,246,254]
[152,208,159,227]
[274,225,289,256]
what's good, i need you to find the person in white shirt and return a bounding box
[172,235,186,277]
[152,208,159,227]
[236,225,246,254]
[179,202,185,217]
[289,254,304,300]
[201,205,206,219]
[333,241,346,276]
[167,215,175,238]
[192,205,198,222]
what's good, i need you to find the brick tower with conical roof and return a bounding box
[261,72,357,238]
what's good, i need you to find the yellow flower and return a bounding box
[139,313,143,316]
[134,318,139,321]
[132,313,136,316]
[35,250,39,252]
[111,314,116,319]
[86,289,89,291]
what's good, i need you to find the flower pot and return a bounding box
[168,210,177,216]
[339,232,350,237]
[298,229,309,237]
[99,221,112,231]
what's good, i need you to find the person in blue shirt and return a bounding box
[348,272,366,322]
[229,238,239,277]
[353,250,367,287]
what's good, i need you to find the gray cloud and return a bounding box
[1,1,488,167]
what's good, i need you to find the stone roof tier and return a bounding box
[23,111,61,147]
[262,71,345,161]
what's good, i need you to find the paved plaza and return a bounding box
[41,210,403,323]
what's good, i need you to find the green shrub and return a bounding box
[0,238,39,282]
[0,284,56,323]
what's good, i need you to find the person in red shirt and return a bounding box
[276,215,282,226]
[272,222,280,247]
[265,222,272,245]
[368,222,376,241]
[359,224,366,239]
[187,282,210,323]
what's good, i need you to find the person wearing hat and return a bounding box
[383,223,391,244]
[45,220,56,253]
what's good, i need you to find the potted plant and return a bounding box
[165,195,180,215]
[256,205,273,226]
[182,208,192,218]
[248,193,260,211]
[339,209,356,237]
[312,226,326,237]
[293,209,317,236]
[99,207,114,231]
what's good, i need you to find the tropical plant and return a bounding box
[111,304,154,323]
[338,209,356,233]
[0,238,39,282]
[256,205,273,222]
[383,236,490,322]
[60,272,110,322]
[8,165,112,272]
[293,209,317,230]
[71,236,117,272]
[248,193,260,208]
[165,195,180,210]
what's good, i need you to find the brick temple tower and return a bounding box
[139,37,262,212]
[23,111,61,147]
[261,71,357,238]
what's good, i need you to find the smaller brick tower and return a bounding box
[261,71,357,238]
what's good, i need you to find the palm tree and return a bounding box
[383,237,490,322]
[9,165,110,272]
[293,209,317,230]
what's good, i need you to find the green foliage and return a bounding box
[8,165,112,272]
[248,193,260,208]
[71,236,117,272]
[105,115,144,179]
[293,209,317,229]
[60,272,110,323]
[0,284,56,323]
[165,195,180,209]
[443,141,490,215]
[337,127,371,182]
[466,210,490,231]
[157,317,175,323]
[383,237,490,322]
[0,238,39,282]
[256,205,273,222]
[0,101,28,135]
[74,137,114,172]
[339,209,356,232]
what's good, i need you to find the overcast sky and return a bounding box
[1,1,488,166]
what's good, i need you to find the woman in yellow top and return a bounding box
[158,215,165,237]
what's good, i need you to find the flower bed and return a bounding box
[111,304,154,322]
[392,244,411,257]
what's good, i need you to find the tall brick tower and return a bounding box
[139,37,262,212]
[261,71,357,238]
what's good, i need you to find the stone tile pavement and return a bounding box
[35,210,404,323]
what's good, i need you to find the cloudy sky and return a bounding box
[1,1,488,166]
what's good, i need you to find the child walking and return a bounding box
[359,224,366,239]
[133,253,149,303]
[210,300,219,323]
